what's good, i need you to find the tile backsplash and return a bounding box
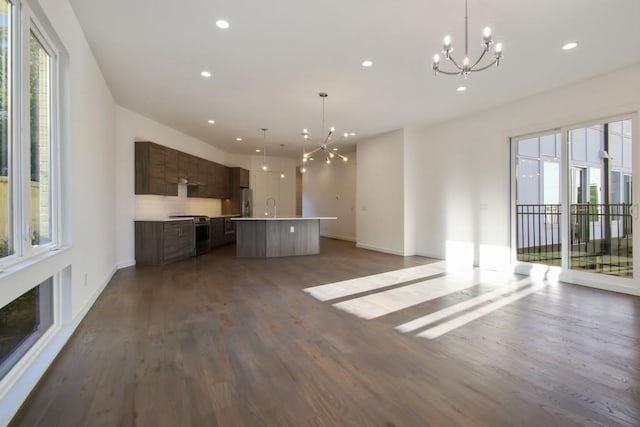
[135,188,222,219]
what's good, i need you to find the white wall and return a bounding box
[302,152,356,241]
[356,129,406,255]
[408,64,640,275]
[0,0,118,422]
[249,155,297,218]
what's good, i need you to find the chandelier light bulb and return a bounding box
[303,157,307,163]
[494,42,503,53]
[329,152,335,158]
[433,54,440,64]
[343,157,348,162]
[463,57,470,66]
[262,164,268,171]
[301,167,307,173]
[443,35,452,48]
[280,171,285,179]
[483,26,491,39]
[326,159,331,164]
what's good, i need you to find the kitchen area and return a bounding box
[133,141,253,265]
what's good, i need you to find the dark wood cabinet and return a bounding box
[134,220,194,265]
[222,167,250,215]
[164,147,178,196]
[135,141,166,195]
[135,141,232,199]
[238,167,250,188]
[210,217,237,248]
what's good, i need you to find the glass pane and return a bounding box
[570,121,632,278]
[30,32,51,247]
[0,0,12,257]
[0,277,53,380]
[514,134,561,267]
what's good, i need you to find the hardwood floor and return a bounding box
[10,239,640,426]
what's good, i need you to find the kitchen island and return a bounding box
[231,217,336,258]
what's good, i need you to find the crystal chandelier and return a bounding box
[432,0,503,78]
[301,93,348,164]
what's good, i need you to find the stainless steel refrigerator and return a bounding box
[241,188,252,217]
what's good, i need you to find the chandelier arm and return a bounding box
[322,129,334,146]
[334,152,347,161]
[446,56,465,71]
[305,146,323,157]
[469,58,499,73]
[324,151,331,163]
[435,67,464,76]
[469,46,489,69]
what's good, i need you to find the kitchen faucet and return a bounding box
[266,197,278,218]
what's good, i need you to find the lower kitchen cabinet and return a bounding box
[135,220,194,265]
[210,217,237,248]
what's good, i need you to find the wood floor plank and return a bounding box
[9,239,640,426]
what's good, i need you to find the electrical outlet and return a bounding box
[290,226,295,233]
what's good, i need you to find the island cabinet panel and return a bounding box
[135,220,194,265]
[135,141,166,195]
[266,220,320,257]
[235,219,320,257]
[236,221,267,257]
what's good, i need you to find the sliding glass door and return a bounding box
[512,115,636,285]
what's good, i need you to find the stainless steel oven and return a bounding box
[170,215,210,256]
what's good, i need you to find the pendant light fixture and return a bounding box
[279,144,285,179]
[301,93,348,164]
[261,128,268,171]
[431,0,503,78]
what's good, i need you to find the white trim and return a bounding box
[320,233,356,242]
[356,242,406,256]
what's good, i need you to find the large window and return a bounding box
[0,1,57,261]
[0,0,60,388]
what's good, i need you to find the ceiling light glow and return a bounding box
[216,19,230,29]
[562,42,578,50]
[236,137,242,141]
[362,60,373,67]
[201,70,212,78]
[207,119,215,124]
[457,86,467,92]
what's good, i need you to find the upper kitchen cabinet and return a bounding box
[135,141,166,195]
[164,147,178,196]
[236,167,250,188]
[212,163,231,199]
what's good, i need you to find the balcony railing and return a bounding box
[516,203,632,277]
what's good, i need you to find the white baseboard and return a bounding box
[116,259,136,269]
[356,242,406,256]
[321,233,356,242]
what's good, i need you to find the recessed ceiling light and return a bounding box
[562,42,578,50]
[362,60,373,67]
[350,133,356,136]
[236,137,243,141]
[457,86,467,92]
[343,133,349,138]
[207,119,215,124]
[332,148,338,151]
[216,19,230,29]
[201,70,212,78]
[255,149,261,153]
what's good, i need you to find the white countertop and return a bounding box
[134,218,195,222]
[231,216,337,221]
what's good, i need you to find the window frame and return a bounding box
[0,0,60,267]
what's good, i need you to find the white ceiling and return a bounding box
[68,0,640,158]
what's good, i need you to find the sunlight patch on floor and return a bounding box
[306,264,550,339]
[331,269,506,320]
[303,261,447,301]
